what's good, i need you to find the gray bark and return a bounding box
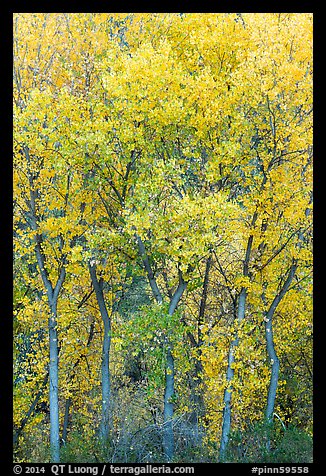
[219,214,256,461]
[162,272,187,462]
[264,261,297,423]
[198,255,212,345]
[26,157,62,460]
[265,320,280,424]
[49,299,60,462]
[217,173,268,459]
[136,235,163,304]
[46,268,65,463]
[168,271,187,316]
[101,318,111,441]
[35,241,64,463]
[189,255,212,438]
[24,144,66,462]
[163,346,175,462]
[219,287,246,460]
[88,262,111,442]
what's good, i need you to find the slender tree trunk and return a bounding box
[49,299,60,462]
[101,318,111,441]
[263,261,297,425]
[89,262,111,443]
[219,342,235,460]
[265,319,280,423]
[26,145,66,463]
[218,204,260,462]
[136,235,163,303]
[163,346,175,462]
[264,317,280,452]
[219,287,246,461]
[161,271,187,461]
[189,254,212,440]
[46,273,65,463]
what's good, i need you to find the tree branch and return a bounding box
[136,235,163,304]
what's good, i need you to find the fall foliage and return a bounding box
[13,13,313,463]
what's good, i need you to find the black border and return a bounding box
[3,3,321,474]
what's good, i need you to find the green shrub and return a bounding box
[269,426,313,463]
[225,422,312,463]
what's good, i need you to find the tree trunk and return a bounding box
[163,346,175,462]
[219,339,236,460]
[218,207,259,462]
[49,300,60,462]
[263,261,297,426]
[219,286,247,461]
[26,144,66,463]
[189,254,212,440]
[89,262,111,443]
[101,318,111,441]
[162,272,187,461]
[265,318,280,423]
[264,316,280,453]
